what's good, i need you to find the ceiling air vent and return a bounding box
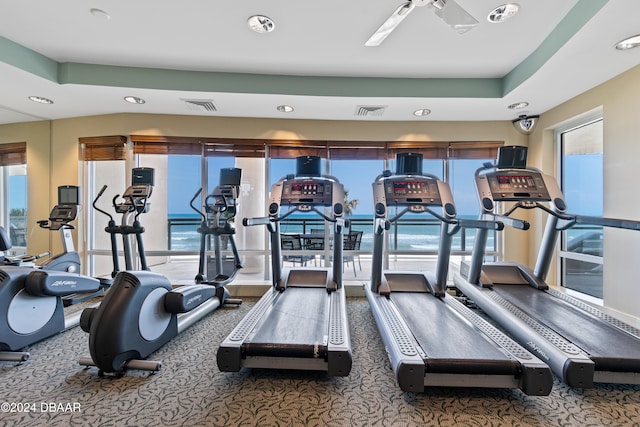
[355,105,387,117]
[181,98,217,112]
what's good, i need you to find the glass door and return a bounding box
[559,119,604,298]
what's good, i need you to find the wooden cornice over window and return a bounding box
[0,142,26,166]
[268,140,327,159]
[387,141,449,159]
[131,135,202,156]
[79,136,127,161]
[448,141,504,159]
[107,134,504,161]
[130,135,266,158]
[328,141,387,160]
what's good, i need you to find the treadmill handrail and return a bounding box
[492,198,640,232]
[243,206,341,227]
[457,218,505,231]
[480,213,528,231]
[558,214,640,231]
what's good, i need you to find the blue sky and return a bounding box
[166,154,603,217]
[9,175,26,210]
[169,157,496,216]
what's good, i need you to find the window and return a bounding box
[3,165,28,251]
[0,142,28,254]
[85,159,127,278]
[559,119,604,298]
[449,158,495,253]
[80,136,502,283]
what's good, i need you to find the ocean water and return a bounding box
[168,213,494,252]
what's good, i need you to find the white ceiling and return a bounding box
[0,0,639,125]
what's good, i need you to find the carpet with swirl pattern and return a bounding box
[1,297,640,427]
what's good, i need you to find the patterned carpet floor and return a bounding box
[1,296,640,427]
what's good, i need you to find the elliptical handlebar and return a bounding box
[189,188,206,221]
[93,184,114,222]
[131,194,147,223]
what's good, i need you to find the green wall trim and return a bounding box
[502,0,609,95]
[58,62,502,98]
[0,35,58,81]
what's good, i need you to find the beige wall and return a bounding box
[529,64,640,318]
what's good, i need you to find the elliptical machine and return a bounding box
[92,168,154,278]
[79,170,242,376]
[191,167,243,286]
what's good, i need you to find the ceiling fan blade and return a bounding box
[365,2,416,47]
[432,0,478,34]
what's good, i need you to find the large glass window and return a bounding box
[82,137,502,283]
[560,119,604,298]
[0,143,28,254]
[2,165,28,253]
[86,160,127,278]
[450,158,495,253]
[167,155,204,252]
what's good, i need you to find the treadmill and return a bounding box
[217,156,352,376]
[454,145,640,388]
[366,153,552,394]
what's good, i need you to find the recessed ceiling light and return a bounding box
[413,109,431,117]
[248,15,275,33]
[508,102,529,110]
[276,105,294,113]
[28,96,53,104]
[488,3,520,23]
[615,34,640,50]
[124,96,145,104]
[90,8,111,20]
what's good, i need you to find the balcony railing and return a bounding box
[167,215,496,254]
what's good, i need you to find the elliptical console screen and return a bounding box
[281,179,333,206]
[486,171,551,201]
[384,178,441,206]
[50,205,77,221]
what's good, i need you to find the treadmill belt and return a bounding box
[245,287,328,358]
[391,293,519,375]
[494,285,640,372]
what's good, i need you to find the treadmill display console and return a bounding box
[384,178,441,206]
[281,179,333,206]
[290,182,324,196]
[486,171,551,201]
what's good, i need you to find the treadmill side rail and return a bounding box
[326,289,352,376]
[366,286,425,392]
[217,289,279,372]
[443,293,553,396]
[454,272,595,388]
